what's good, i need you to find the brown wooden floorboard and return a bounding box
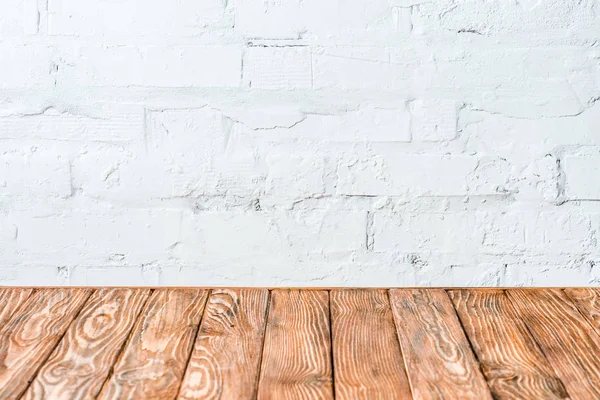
[389,289,492,399]
[0,288,33,327]
[178,288,269,400]
[96,288,208,400]
[449,289,569,399]
[22,288,150,400]
[564,288,600,332]
[1,287,600,399]
[257,289,333,400]
[506,288,600,399]
[0,288,92,399]
[330,289,412,399]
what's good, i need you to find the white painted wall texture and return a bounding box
[0,0,599,286]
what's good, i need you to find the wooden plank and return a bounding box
[22,288,151,400]
[178,288,269,400]
[330,289,412,400]
[564,288,600,330]
[507,289,600,399]
[0,288,92,399]
[0,288,32,327]
[257,290,333,400]
[449,289,569,399]
[97,288,208,400]
[389,289,492,400]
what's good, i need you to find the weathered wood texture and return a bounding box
[330,289,412,399]
[0,288,32,327]
[178,289,269,400]
[564,288,600,330]
[449,289,569,399]
[0,287,600,399]
[97,288,208,400]
[389,289,492,399]
[507,289,600,399]
[257,290,333,400]
[0,289,92,399]
[22,288,150,400]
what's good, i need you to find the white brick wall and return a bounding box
[0,0,599,286]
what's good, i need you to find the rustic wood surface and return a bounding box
[507,288,600,399]
[22,288,150,400]
[97,289,208,400]
[330,289,412,399]
[0,289,92,399]
[449,289,569,399]
[564,288,600,330]
[0,287,599,399]
[389,289,492,399]
[0,288,32,328]
[178,289,269,400]
[257,289,333,400]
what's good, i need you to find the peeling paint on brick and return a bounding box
[0,0,598,286]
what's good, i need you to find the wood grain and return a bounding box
[257,290,333,400]
[0,288,92,399]
[389,289,492,399]
[97,288,208,400]
[507,289,600,399]
[178,289,269,400]
[564,288,600,330]
[449,289,569,399]
[0,288,32,327]
[22,288,150,400]
[330,289,412,399]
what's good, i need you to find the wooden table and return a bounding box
[0,288,598,399]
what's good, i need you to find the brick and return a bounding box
[564,150,600,200]
[159,265,253,286]
[148,108,264,196]
[0,106,144,142]
[409,99,458,141]
[517,155,560,202]
[71,266,160,285]
[252,261,352,287]
[293,107,411,142]
[233,105,411,142]
[466,158,513,195]
[337,153,480,196]
[416,0,598,37]
[0,45,52,88]
[505,263,591,287]
[49,0,233,36]
[0,266,70,286]
[177,210,366,263]
[235,0,395,40]
[0,150,72,199]
[482,212,595,254]
[55,45,241,87]
[373,212,485,253]
[0,0,37,36]
[71,147,177,201]
[265,154,328,200]
[0,214,18,241]
[313,47,422,90]
[345,261,417,287]
[460,103,600,160]
[11,208,182,266]
[235,0,304,39]
[243,46,312,89]
[451,264,504,287]
[434,46,589,117]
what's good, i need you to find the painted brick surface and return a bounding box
[0,0,599,286]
